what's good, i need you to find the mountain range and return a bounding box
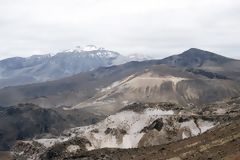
[0,48,239,111]
[0,45,151,89]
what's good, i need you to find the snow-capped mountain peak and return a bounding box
[0,45,154,88]
[64,45,105,53]
[83,45,105,51]
[59,45,120,59]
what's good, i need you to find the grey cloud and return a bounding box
[0,0,240,60]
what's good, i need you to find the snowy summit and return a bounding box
[64,45,105,53]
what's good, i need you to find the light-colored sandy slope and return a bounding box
[72,69,240,115]
[72,72,189,113]
[108,73,187,91]
[98,72,187,90]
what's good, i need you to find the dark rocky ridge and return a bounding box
[120,102,184,113]
[140,118,164,133]
[160,48,233,67]
[0,103,105,151]
[185,68,229,79]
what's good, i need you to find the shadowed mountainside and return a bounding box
[0,103,104,151]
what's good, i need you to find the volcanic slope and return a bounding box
[73,64,240,114]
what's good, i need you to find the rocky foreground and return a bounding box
[11,97,240,160]
[51,118,240,160]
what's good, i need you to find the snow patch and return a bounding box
[180,119,215,138]
[197,119,215,133]
[64,45,104,53]
[35,137,70,148]
[35,109,215,151]
[67,145,80,153]
[36,109,175,149]
[180,120,201,135]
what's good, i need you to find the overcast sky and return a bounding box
[0,0,240,60]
